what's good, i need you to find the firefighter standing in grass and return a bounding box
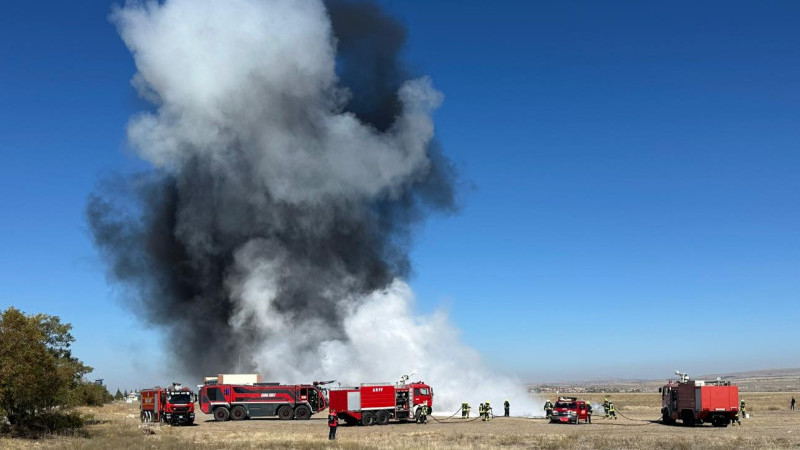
[791,397,795,411]
[479,403,485,420]
[586,401,593,424]
[607,402,617,419]
[603,398,610,417]
[484,401,493,421]
[417,403,428,424]
[740,400,747,418]
[328,411,338,440]
[504,399,510,417]
[544,400,554,419]
[462,402,471,418]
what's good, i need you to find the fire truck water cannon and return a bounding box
[660,371,739,427]
[328,375,433,426]
[140,383,196,425]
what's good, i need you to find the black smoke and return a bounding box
[88,0,456,378]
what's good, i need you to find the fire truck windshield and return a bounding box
[167,392,192,404]
[555,402,576,409]
[414,388,430,396]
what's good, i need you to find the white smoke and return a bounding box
[113,0,439,204]
[112,0,538,416]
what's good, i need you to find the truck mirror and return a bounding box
[658,387,662,393]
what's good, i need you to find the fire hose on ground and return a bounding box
[428,407,492,424]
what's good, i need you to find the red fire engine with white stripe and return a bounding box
[328,374,434,425]
[198,376,328,421]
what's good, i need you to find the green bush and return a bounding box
[0,307,97,436]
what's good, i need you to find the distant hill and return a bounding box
[530,368,800,393]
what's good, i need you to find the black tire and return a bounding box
[294,405,311,420]
[213,407,230,422]
[230,405,247,421]
[376,410,390,425]
[277,405,293,420]
[415,408,422,423]
[187,419,194,426]
[681,410,695,427]
[344,417,358,426]
[362,411,376,426]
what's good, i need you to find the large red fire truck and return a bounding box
[140,383,196,425]
[549,397,589,424]
[660,371,739,427]
[199,382,328,421]
[328,376,434,426]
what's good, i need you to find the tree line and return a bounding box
[0,307,113,436]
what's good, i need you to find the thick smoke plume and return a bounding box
[89,0,537,413]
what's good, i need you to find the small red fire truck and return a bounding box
[328,375,434,426]
[549,397,589,424]
[140,383,196,425]
[660,371,739,427]
[199,382,328,421]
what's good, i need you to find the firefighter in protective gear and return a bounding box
[740,400,746,418]
[544,400,554,419]
[328,411,338,440]
[478,403,485,420]
[462,402,471,419]
[504,399,510,417]
[416,403,428,424]
[586,401,593,424]
[603,398,610,418]
[484,401,493,421]
[608,402,617,419]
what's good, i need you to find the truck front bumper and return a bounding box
[549,413,577,423]
[164,412,195,423]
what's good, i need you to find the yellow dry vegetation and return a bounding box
[2,392,800,449]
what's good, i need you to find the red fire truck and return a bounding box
[328,376,434,426]
[549,397,589,424]
[199,382,327,421]
[660,371,739,427]
[140,383,196,425]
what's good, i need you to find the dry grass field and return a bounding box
[3,392,800,449]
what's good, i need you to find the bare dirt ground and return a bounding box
[3,392,800,449]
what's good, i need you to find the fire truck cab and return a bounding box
[550,397,589,424]
[140,384,196,425]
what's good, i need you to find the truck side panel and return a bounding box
[360,385,396,410]
[329,389,358,412]
[699,386,737,411]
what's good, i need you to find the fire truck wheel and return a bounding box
[376,410,390,425]
[230,406,247,421]
[213,407,230,422]
[294,405,311,420]
[661,408,674,425]
[277,405,294,420]
[362,411,376,426]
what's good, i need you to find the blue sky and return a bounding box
[1,0,799,390]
